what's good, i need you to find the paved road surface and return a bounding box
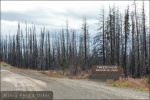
[1,66,149,99]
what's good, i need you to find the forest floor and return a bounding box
[1,61,150,92]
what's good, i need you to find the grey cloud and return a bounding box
[1,11,68,27]
[2,11,31,22]
[1,7,99,36]
[1,8,55,26]
[1,6,99,26]
[52,8,99,20]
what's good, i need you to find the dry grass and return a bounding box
[40,70,90,79]
[69,71,90,79]
[0,62,11,67]
[40,70,67,78]
[0,62,20,70]
[1,62,89,79]
[1,62,41,73]
[107,76,150,91]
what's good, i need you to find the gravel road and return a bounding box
[1,66,149,99]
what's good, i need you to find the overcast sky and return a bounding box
[1,1,149,37]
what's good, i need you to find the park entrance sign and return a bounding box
[89,65,124,80]
[91,65,123,74]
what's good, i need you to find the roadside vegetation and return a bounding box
[0,62,11,67]
[40,66,90,79]
[40,70,89,79]
[1,61,89,79]
[106,76,150,91]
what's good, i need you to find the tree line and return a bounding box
[0,1,149,78]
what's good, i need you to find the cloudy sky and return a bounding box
[1,1,149,37]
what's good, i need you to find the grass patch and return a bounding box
[145,76,150,84]
[106,76,150,91]
[0,62,11,67]
[40,70,90,79]
[40,70,67,78]
[69,72,89,79]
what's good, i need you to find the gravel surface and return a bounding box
[1,66,149,99]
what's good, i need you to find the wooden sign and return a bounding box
[90,65,123,75]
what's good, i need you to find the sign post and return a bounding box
[89,65,124,80]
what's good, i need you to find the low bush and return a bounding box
[106,76,150,91]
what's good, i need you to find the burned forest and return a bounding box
[0,1,149,78]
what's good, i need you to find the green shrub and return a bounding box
[60,58,67,75]
[1,62,10,67]
[146,77,150,84]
